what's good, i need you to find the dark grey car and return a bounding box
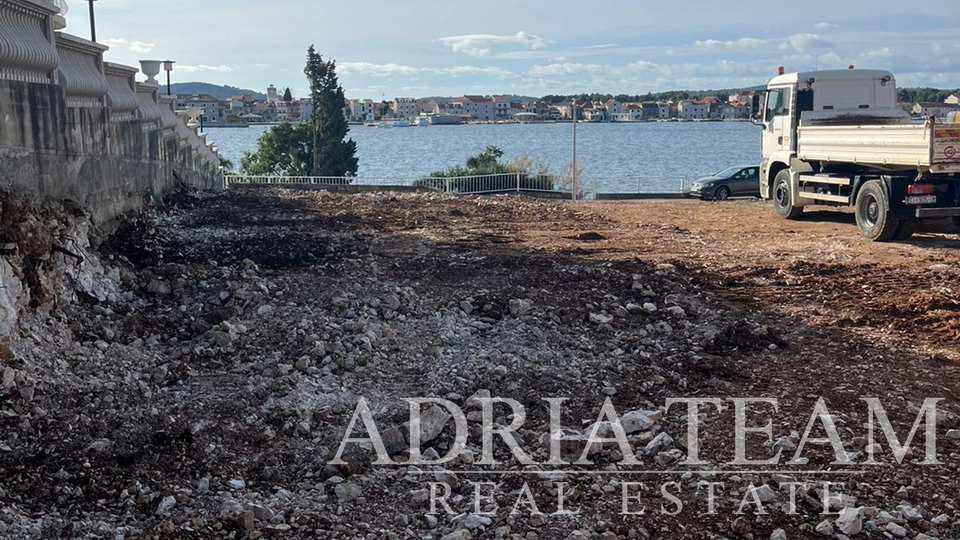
[687,165,760,200]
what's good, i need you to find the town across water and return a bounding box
[207,121,762,193]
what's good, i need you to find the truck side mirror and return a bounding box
[751,92,766,125]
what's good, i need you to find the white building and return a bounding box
[610,103,643,122]
[175,94,223,123]
[418,99,440,116]
[294,99,313,121]
[451,96,496,121]
[349,99,376,121]
[913,102,960,118]
[605,100,623,116]
[946,95,960,105]
[273,100,289,121]
[678,100,707,119]
[493,95,514,119]
[392,98,421,120]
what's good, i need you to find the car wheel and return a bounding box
[714,186,731,201]
[772,170,802,219]
[855,180,900,241]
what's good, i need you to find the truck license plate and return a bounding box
[905,195,936,205]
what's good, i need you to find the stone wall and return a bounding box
[0,0,222,224]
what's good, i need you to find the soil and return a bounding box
[2,189,959,540]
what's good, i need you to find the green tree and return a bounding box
[219,155,234,171]
[283,87,293,102]
[466,146,505,171]
[304,45,358,177]
[239,122,313,176]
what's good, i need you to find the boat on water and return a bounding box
[377,119,412,128]
[415,117,430,127]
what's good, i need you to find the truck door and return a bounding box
[761,86,794,158]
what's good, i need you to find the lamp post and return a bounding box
[163,60,175,96]
[571,99,578,202]
[85,0,97,42]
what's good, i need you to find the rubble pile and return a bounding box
[0,189,956,539]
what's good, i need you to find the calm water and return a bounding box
[206,122,762,193]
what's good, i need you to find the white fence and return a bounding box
[225,173,572,196]
[224,174,694,198]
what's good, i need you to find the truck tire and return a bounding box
[855,180,900,241]
[772,170,802,219]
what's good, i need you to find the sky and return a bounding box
[81,0,960,99]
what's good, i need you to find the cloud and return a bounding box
[339,62,419,76]
[527,59,773,89]
[426,66,514,78]
[177,64,234,73]
[695,38,769,50]
[103,38,155,54]
[128,41,154,53]
[815,22,839,29]
[785,33,834,53]
[438,31,546,57]
[339,63,513,78]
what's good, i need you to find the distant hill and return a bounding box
[541,86,766,105]
[170,82,266,100]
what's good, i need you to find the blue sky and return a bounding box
[83,0,960,99]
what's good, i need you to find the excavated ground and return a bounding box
[1,188,960,540]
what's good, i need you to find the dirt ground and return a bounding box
[538,198,960,355]
[2,188,959,540]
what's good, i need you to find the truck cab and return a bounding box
[755,67,960,241]
[758,68,905,198]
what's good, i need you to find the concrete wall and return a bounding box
[0,0,221,224]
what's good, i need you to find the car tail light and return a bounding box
[907,184,934,195]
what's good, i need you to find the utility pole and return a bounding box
[86,0,97,42]
[571,99,578,202]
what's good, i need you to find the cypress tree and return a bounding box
[304,45,358,177]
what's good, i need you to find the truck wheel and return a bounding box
[855,180,900,241]
[772,170,802,219]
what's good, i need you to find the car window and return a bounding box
[714,166,740,178]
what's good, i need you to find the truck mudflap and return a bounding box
[916,207,960,218]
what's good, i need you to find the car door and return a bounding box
[731,168,751,195]
[744,167,760,195]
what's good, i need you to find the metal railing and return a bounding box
[223,174,692,198]
[589,177,694,194]
[225,173,567,195]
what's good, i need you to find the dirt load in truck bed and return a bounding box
[3,189,960,540]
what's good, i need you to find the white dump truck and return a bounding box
[756,67,960,240]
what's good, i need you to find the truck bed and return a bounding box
[797,122,960,174]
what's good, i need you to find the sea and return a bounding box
[205,121,762,194]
